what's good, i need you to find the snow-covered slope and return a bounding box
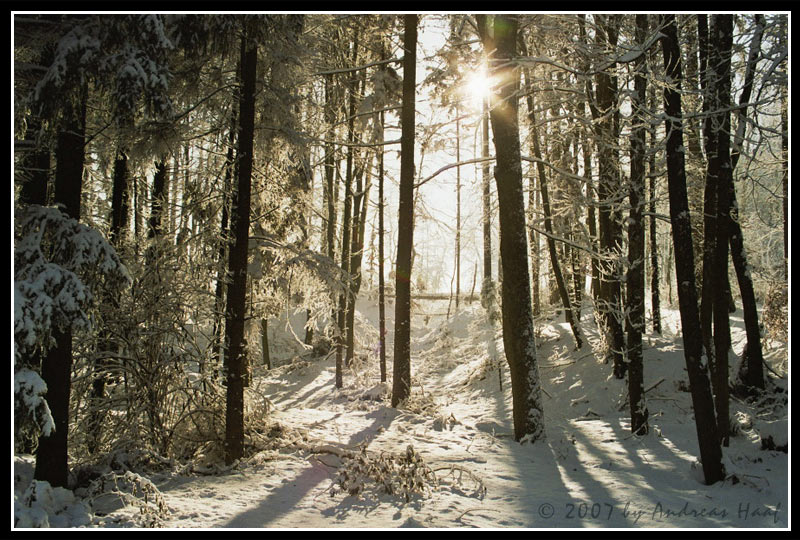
[14,296,789,529]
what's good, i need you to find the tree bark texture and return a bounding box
[224,30,257,464]
[660,14,724,485]
[479,14,544,442]
[391,15,417,407]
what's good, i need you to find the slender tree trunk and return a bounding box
[481,94,495,320]
[391,14,417,407]
[455,104,461,310]
[224,30,257,464]
[728,14,766,392]
[35,83,86,488]
[660,14,724,485]
[336,30,359,386]
[698,15,718,370]
[378,110,387,383]
[707,15,735,446]
[213,115,236,372]
[528,169,541,317]
[261,318,271,369]
[593,16,626,379]
[781,90,788,278]
[478,14,544,442]
[521,59,582,349]
[324,74,337,264]
[88,149,129,454]
[626,14,649,436]
[648,88,662,334]
[346,146,373,365]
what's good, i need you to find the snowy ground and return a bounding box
[14,294,789,529]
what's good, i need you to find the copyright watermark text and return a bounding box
[533,500,782,525]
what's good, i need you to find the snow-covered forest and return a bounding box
[13,12,788,529]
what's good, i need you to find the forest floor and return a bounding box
[14,295,789,529]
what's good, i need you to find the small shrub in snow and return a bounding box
[82,470,169,527]
[332,444,438,502]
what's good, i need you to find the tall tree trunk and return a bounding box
[224,29,257,465]
[626,14,649,436]
[148,160,167,240]
[378,110,387,383]
[481,93,495,320]
[478,14,544,442]
[520,56,582,349]
[34,83,86,488]
[391,14,417,407]
[707,15,735,446]
[324,73,337,264]
[593,16,626,379]
[728,14,766,392]
[213,115,236,372]
[698,15,718,371]
[528,168,540,317]
[455,104,462,310]
[648,86,662,334]
[336,30,359,387]
[781,89,788,279]
[346,146,373,365]
[659,14,724,485]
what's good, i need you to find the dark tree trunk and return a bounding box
[224,30,257,465]
[346,145,372,366]
[378,110,387,383]
[781,91,788,278]
[18,115,51,207]
[583,119,600,302]
[528,170,540,317]
[626,14,649,436]
[521,59,582,350]
[324,73,337,264]
[478,14,544,442]
[591,16,626,379]
[34,84,86,488]
[578,16,600,304]
[706,15,735,446]
[336,30,359,387]
[261,318,271,369]
[148,160,168,240]
[213,115,236,372]
[728,14,766,392]
[660,14,724,485]
[88,150,129,454]
[648,87,662,335]
[345,67,369,364]
[391,14,417,407]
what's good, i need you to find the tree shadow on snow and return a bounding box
[222,407,399,527]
